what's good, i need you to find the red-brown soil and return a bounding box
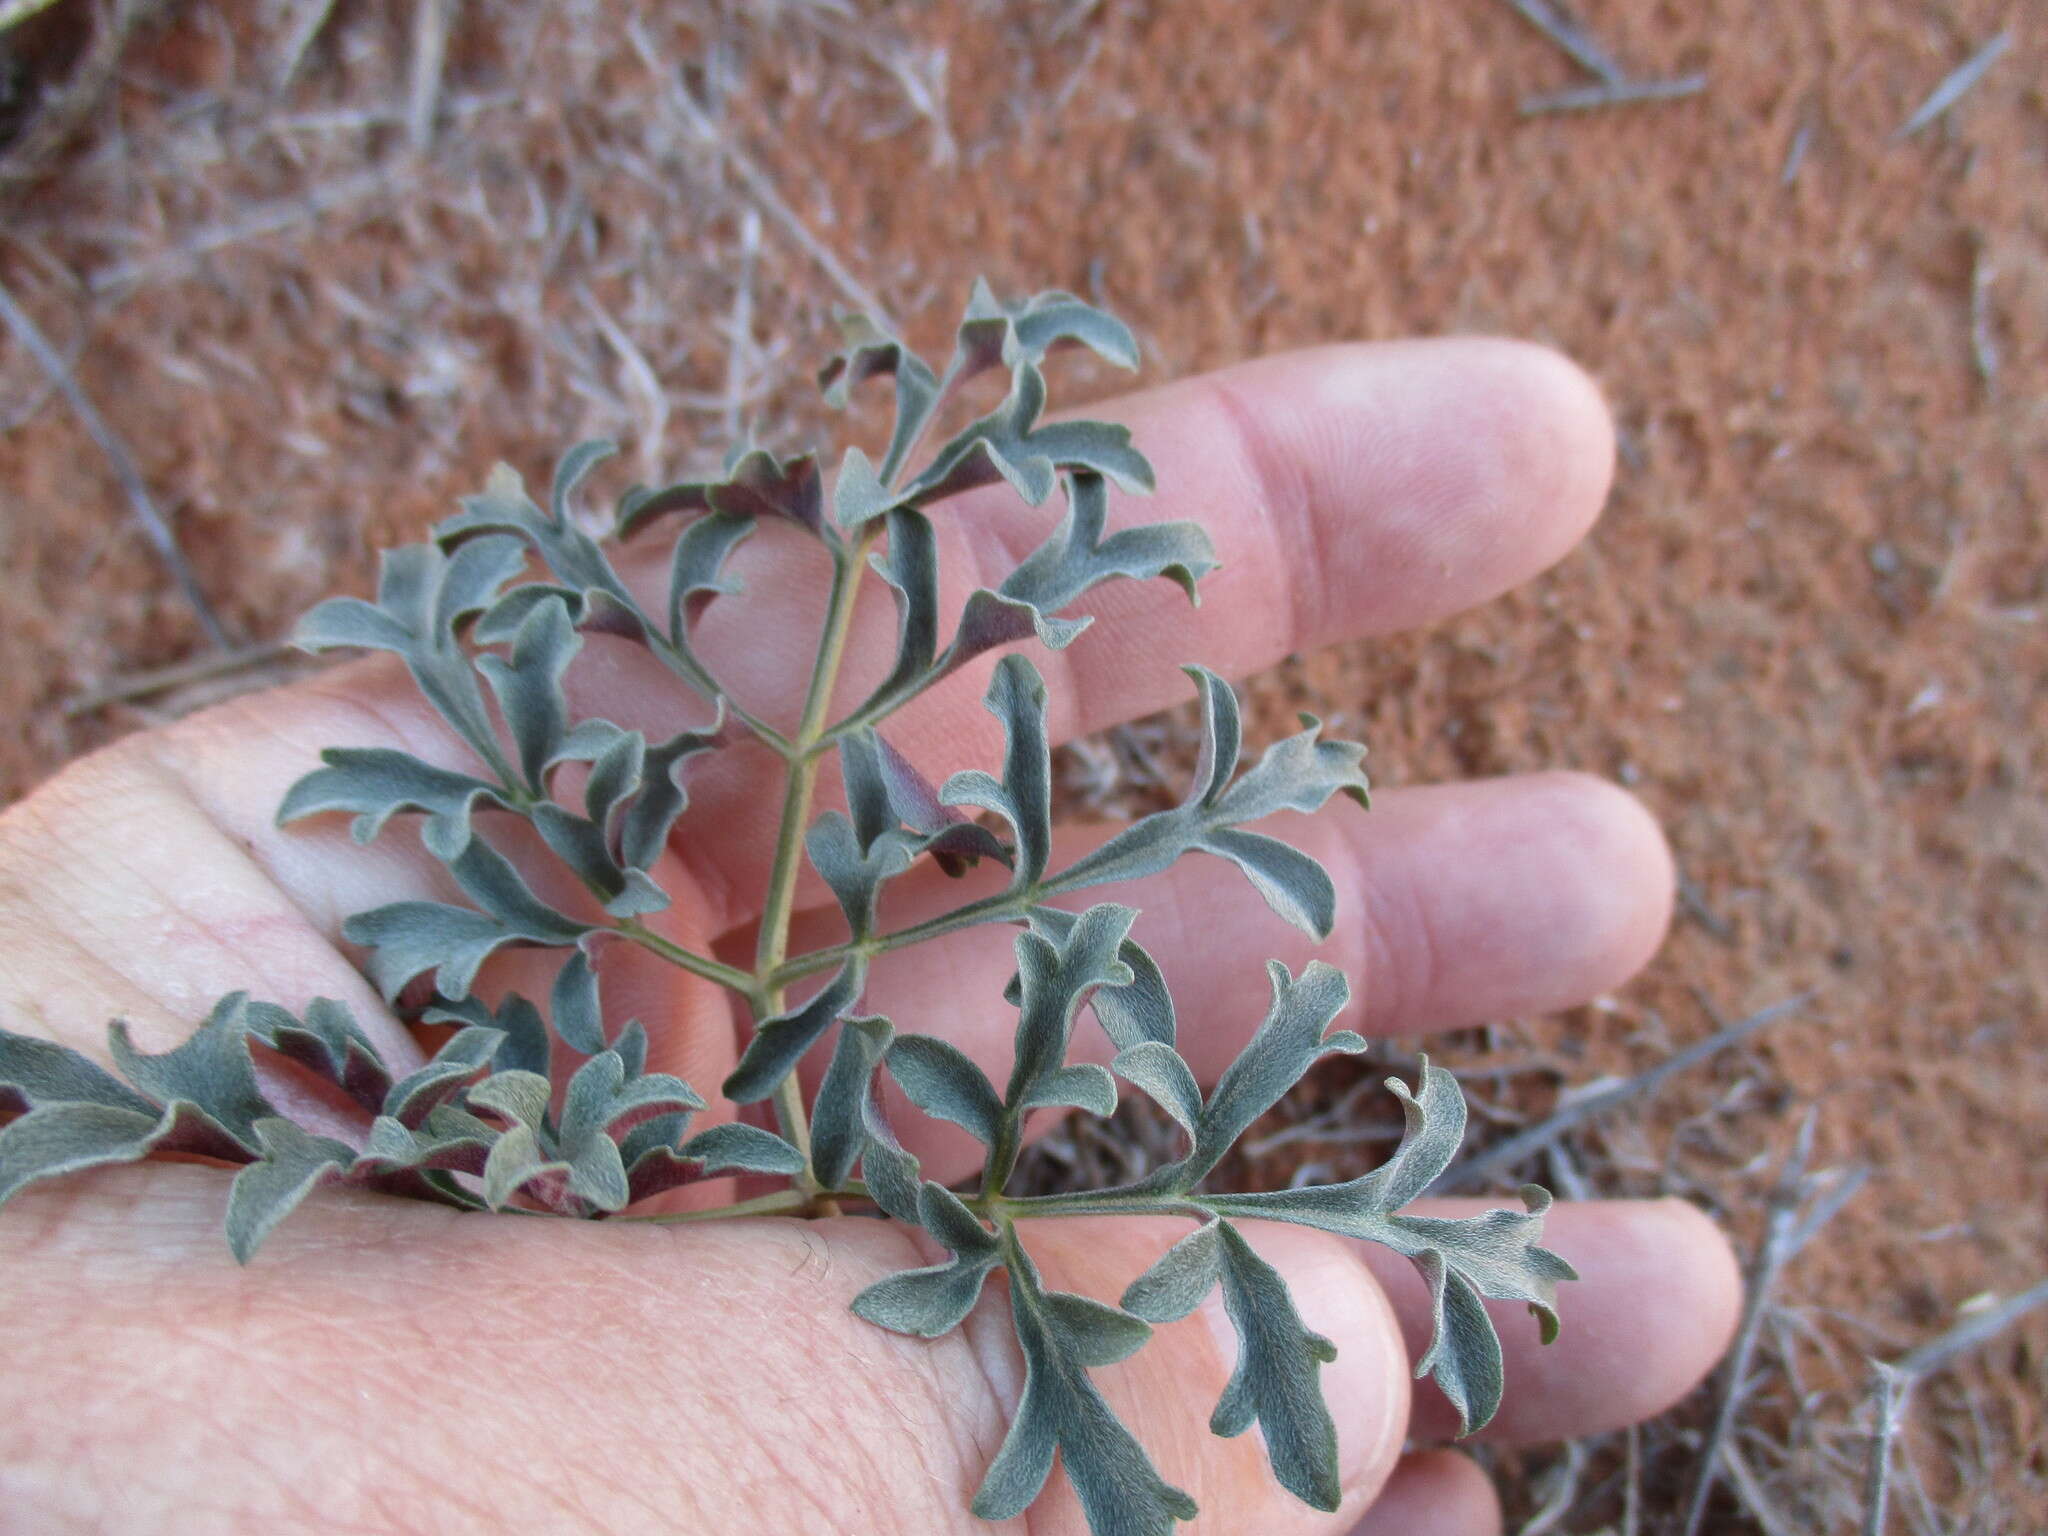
[1,2,2042,1527]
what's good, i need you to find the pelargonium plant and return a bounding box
[0,283,1573,1535]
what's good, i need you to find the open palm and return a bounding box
[0,337,1737,1534]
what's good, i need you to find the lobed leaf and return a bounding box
[886,1034,1003,1147]
[276,748,510,858]
[225,1118,356,1263]
[295,536,530,779]
[242,997,393,1113]
[1003,904,1136,1115]
[108,996,282,1153]
[810,1014,894,1191]
[1046,668,1369,939]
[972,1231,1196,1534]
[850,1181,1001,1338]
[1208,1222,1342,1510]
[723,961,869,1104]
[942,655,1054,889]
[476,597,580,793]
[1022,906,1176,1050]
[817,315,943,486]
[1180,960,1362,1183]
[0,1024,157,1117]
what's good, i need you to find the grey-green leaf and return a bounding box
[811,1014,893,1191]
[723,960,868,1104]
[1004,904,1136,1113]
[1045,671,1369,940]
[941,655,1053,889]
[1209,1221,1342,1511]
[1111,1041,1203,1145]
[1413,1250,1505,1438]
[475,596,580,793]
[381,1025,505,1128]
[886,1034,1003,1146]
[972,1234,1198,1532]
[1182,960,1360,1184]
[549,949,607,1056]
[849,1181,1001,1339]
[107,997,280,1152]
[276,748,508,855]
[1121,1219,1225,1324]
[1024,906,1177,1050]
[0,1025,157,1116]
[224,1118,356,1263]
[0,1101,249,1208]
[242,997,393,1113]
[676,1122,806,1177]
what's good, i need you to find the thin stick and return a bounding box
[1432,993,1809,1194]
[273,0,339,92]
[89,170,402,291]
[1680,1114,1868,1536]
[1781,120,1813,187]
[1861,1362,1908,1536]
[1890,1279,2048,1380]
[1894,32,2010,140]
[722,207,762,445]
[1969,238,1999,394]
[1494,0,1624,84]
[1521,74,1707,116]
[406,0,449,151]
[664,80,893,329]
[0,276,231,648]
[63,639,301,716]
[578,287,669,485]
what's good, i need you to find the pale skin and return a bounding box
[0,338,1742,1533]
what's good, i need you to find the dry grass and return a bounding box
[2,3,2042,1530]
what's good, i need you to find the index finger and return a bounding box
[126,336,1614,943]
[617,336,1618,926]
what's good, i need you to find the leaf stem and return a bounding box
[976,1187,1208,1222]
[623,1188,813,1224]
[753,524,884,1203]
[610,919,762,1004]
[771,883,1042,988]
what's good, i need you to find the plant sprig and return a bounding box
[0,282,1574,1534]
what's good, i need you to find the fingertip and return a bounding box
[1338,336,1617,608]
[1346,1450,1501,1536]
[1518,770,1677,1005]
[1472,337,1617,554]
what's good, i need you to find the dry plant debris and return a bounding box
[0,1,2042,1529]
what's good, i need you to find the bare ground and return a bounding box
[1,1,2043,1528]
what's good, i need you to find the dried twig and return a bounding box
[722,207,762,445]
[1681,1113,1869,1536]
[62,639,306,716]
[1890,1280,2048,1381]
[88,170,405,291]
[654,66,893,330]
[1521,74,1707,116]
[1432,993,1809,1194]
[1676,868,1736,943]
[1860,1362,1908,1536]
[0,275,230,648]
[406,0,450,152]
[1781,119,1813,187]
[273,0,339,91]
[1894,31,2010,140]
[578,287,669,484]
[1495,0,1624,84]
[1968,237,1999,394]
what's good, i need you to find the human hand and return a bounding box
[0,338,1738,1533]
